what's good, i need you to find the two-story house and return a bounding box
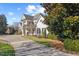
[19,13,49,36]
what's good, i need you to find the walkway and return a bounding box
[0,35,73,56]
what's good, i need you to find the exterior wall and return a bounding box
[37,16,48,28]
[20,16,28,36]
[20,14,49,36]
[34,15,49,36]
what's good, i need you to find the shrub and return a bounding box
[63,16,79,39]
[64,39,79,52]
[48,33,57,39]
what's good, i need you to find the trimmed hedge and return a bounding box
[64,39,79,52]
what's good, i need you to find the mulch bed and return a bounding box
[48,39,79,56]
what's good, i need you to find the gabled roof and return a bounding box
[33,13,44,20]
[23,14,33,20]
[34,13,44,17]
[22,13,44,21]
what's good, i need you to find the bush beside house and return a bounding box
[48,33,57,40]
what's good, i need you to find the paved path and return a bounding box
[0,35,74,56]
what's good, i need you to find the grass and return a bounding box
[24,36,54,47]
[0,40,15,56]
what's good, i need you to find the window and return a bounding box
[40,19,42,22]
[42,28,46,32]
[37,28,41,34]
[42,28,46,35]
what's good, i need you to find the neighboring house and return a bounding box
[6,26,15,34]
[19,13,49,36]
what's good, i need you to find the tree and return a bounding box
[64,16,79,39]
[63,4,79,16]
[0,15,7,34]
[41,3,67,40]
[6,25,15,34]
[12,22,19,30]
[41,3,79,40]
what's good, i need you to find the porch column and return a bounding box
[22,29,24,36]
[40,28,42,35]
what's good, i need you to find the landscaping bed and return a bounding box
[24,36,64,48]
[49,39,79,55]
[25,36,65,48]
[24,36,79,55]
[0,40,15,56]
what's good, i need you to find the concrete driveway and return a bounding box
[0,35,26,43]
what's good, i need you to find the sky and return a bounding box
[0,3,45,25]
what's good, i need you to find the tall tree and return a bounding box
[41,3,79,39]
[0,15,7,34]
[41,4,66,39]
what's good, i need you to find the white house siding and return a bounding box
[20,13,49,36]
[21,21,25,36]
[34,15,49,36]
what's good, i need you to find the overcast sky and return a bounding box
[0,3,45,25]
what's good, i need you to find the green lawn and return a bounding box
[24,36,54,47]
[0,41,15,56]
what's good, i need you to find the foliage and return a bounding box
[41,3,79,40]
[12,22,20,34]
[63,16,79,39]
[41,3,67,39]
[0,15,7,34]
[0,42,15,56]
[63,4,79,16]
[64,39,79,51]
[48,33,57,39]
